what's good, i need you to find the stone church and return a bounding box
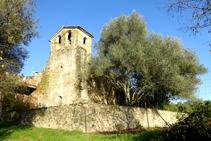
[0,25,118,121]
[8,25,117,109]
[30,26,94,107]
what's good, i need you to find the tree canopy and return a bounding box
[158,0,211,50]
[0,0,39,117]
[80,10,208,107]
[0,0,39,73]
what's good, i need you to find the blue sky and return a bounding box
[21,0,211,101]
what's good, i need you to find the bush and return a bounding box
[158,102,211,141]
[3,92,30,118]
[163,103,178,112]
[135,122,143,129]
[115,124,124,133]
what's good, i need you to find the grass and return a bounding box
[0,120,163,141]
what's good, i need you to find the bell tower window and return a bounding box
[68,31,71,44]
[83,37,87,44]
[58,36,61,44]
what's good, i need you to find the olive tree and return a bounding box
[0,0,39,118]
[80,10,208,106]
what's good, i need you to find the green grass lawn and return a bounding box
[0,121,162,141]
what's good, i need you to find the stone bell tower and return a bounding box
[47,26,94,106]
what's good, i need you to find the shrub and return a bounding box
[158,102,211,141]
[3,93,30,118]
[135,122,143,129]
[115,124,124,133]
[163,103,178,112]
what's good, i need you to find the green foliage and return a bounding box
[133,129,163,141]
[80,10,150,106]
[205,100,211,109]
[80,10,208,107]
[40,74,49,92]
[0,73,30,117]
[163,103,178,112]
[0,0,39,46]
[115,124,124,133]
[177,102,194,113]
[0,0,39,118]
[154,124,159,128]
[0,0,39,73]
[148,33,208,101]
[135,122,143,129]
[3,93,30,117]
[162,100,211,113]
[0,50,4,68]
[158,102,211,141]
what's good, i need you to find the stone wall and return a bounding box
[4,103,186,133]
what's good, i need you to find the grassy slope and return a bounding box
[0,121,162,141]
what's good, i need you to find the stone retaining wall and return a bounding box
[4,103,186,133]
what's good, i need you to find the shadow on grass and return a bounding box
[131,129,164,141]
[0,120,33,140]
[91,128,165,141]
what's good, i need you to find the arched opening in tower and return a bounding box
[58,96,62,105]
[58,36,61,44]
[68,31,71,44]
[83,37,87,44]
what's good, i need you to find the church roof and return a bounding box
[49,26,94,42]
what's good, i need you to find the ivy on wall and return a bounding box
[40,75,49,93]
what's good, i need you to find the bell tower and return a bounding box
[47,26,94,106]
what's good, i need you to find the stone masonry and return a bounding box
[29,26,94,108]
[5,103,186,133]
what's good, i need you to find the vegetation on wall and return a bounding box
[40,74,49,92]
